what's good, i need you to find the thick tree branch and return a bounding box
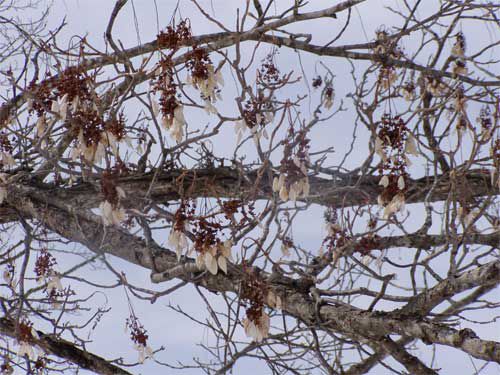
[0,317,131,375]
[6,184,500,364]
[1,168,495,224]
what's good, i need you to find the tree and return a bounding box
[0,0,499,373]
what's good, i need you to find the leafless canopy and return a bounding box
[0,0,499,374]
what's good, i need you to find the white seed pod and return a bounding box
[397,175,405,190]
[289,184,298,202]
[152,99,160,117]
[272,176,280,192]
[279,185,289,202]
[204,252,218,275]
[36,116,46,138]
[278,174,286,190]
[405,135,418,156]
[217,256,227,274]
[379,175,389,188]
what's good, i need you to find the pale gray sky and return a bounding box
[4,1,499,374]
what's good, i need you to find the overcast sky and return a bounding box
[5,1,498,374]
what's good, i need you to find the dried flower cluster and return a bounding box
[152,20,224,141]
[16,320,40,361]
[453,85,470,138]
[157,19,191,50]
[373,28,404,59]
[256,52,283,88]
[99,171,127,226]
[236,54,283,142]
[34,248,65,304]
[241,265,270,342]
[151,57,186,142]
[478,106,493,132]
[28,66,91,118]
[378,66,398,90]
[451,33,468,77]
[169,200,249,275]
[400,80,416,101]
[280,236,293,257]
[425,76,448,97]
[375,114,417,218]
[322,208,350,256]
[186,48,223,111]
[168,200,191,260]
[152,21,194,142]
[323,84,335,109]
[312,75,323,89]
[1,359,13,374]
[238,97,274,142]
[126,315,153,364]
[321,209,381,258]
[26,66,129,163]
[272,124,310,202]
[72,112,129,163]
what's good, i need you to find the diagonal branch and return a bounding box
[0,317,131,375]
[6,183,500,364]
[373,336,438,375]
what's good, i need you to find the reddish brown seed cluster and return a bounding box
[454,86,470,132]
[453,32,466,55]
[28,66,91,118]
[324,86,334,101]
[279,125,310,184]
[72,108,102,147]
[322,208,350,251]
[173,200,222,255]
[186,47,212,84]
[241,264,267,325]
[312,76,323,88]
[172,200,191,233]
[221,199,240,218]
[322,209,381,256]
[478,106,492,131]
[0,360,13,374]
[257,52,282,87]
[377,114,409,204]
[192,217,222,254]
[172,199,254,255]
[105,113,127,142]
[221,199,255,230]
[242,53,283,129]
[34,248,57,281]
[17,320,34,343]
[151,57,179,123]
[100,171,120,208]
[126,315,149,347]
[157,19,192,50]
[34,356,48,372]
[242,96,272,129]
